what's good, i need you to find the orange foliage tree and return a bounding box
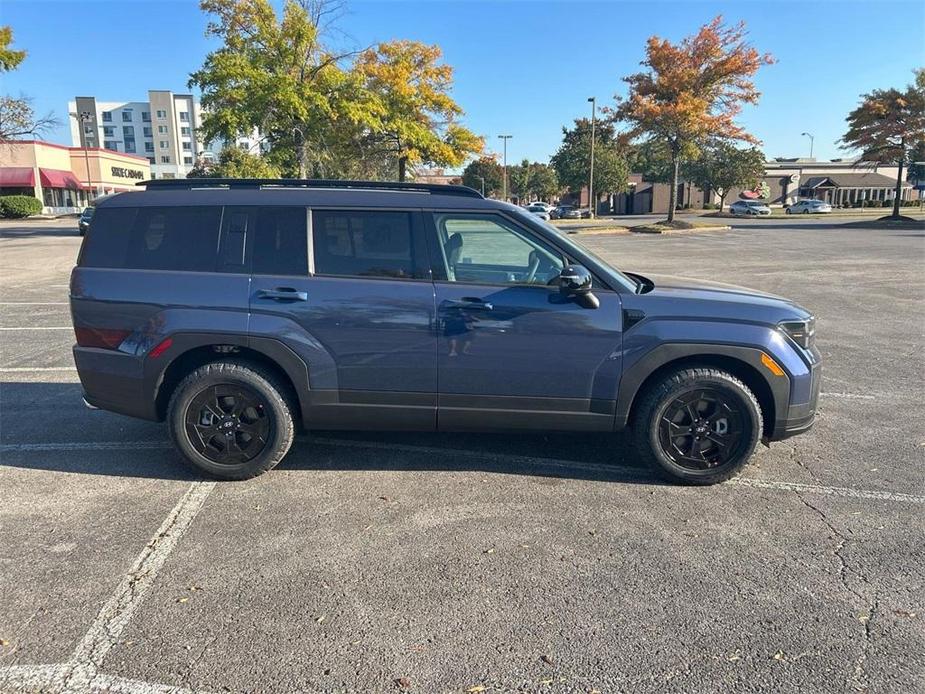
[615,17,774,221]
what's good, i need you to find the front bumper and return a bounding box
[770,356,821,441]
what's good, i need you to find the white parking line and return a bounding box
[0,302,69,305]
[821,392,877,400]
[2,438,922,504]
[0,326,72,331]
[0,481,216,694]
[0,366,77,373]
[69,481,216,670]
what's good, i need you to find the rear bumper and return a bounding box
[73,345,158,421]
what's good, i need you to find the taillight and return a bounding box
[75,327,131,350]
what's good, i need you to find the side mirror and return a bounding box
[558,264,592,295]
[558,264,599,309]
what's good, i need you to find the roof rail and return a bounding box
[137,178,483,198]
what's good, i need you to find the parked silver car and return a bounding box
[729,200,772,216]
[786,199,832,215]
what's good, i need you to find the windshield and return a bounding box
[508,207,638,292]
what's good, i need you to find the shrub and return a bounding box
[881,199,893,207]
[0,195,43,218]
[702,202,719,210]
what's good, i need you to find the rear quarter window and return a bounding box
[79,206,222,272]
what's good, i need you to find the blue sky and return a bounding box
[2,0,923,165]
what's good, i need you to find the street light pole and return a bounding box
[476,175,485,196]
[498,134,512,201]
[588,96,596,218]
[801,132,814,159]
[70,111,94,206]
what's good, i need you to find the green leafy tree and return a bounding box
[629,139,675,183]
[550,117,628,201]
[840,68,925,218]
[0,26,26,72]
[684,141,765,211]
[189,0,369,178]
[616,17,774,221]
[187,147,281,178]
[355,40,483,181]
[461,156,504,196]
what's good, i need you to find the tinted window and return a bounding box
[312,210,417,279]
[432,213,563,285]
[252,207,308,276]
[79,206,221,271]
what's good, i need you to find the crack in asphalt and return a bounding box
[793,492,879,693]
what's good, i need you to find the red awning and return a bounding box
[39,168,89,190]
[0,167,36,187]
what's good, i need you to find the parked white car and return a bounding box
[786,199,832,214]
[525,202,555,214]
[729,200,772,216]
[529,209,551,221]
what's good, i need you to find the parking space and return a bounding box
[1,217,923,693]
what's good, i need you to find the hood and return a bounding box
[645,274,787,302]
[627,272,813,323]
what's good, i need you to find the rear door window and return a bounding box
[79,206,222,271]
[251,207,309,276]
[311,210,426,279]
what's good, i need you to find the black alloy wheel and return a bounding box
[657,388,746,470]
[185,384,271,465]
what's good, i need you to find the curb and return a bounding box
[629,224,731,234]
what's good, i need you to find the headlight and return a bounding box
[779,317,815,349]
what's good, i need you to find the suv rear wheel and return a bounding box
[631,367,762,485]
[167,360,295,480]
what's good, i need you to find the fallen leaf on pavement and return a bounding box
[540,655,554,665]
[176,597,189,604]
[466,686,486,693]
[395,676,411,690]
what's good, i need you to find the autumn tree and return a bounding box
[190,0,372,178]
[0,26,57,141]
[616,16,773,222]
[551,117,628,202]
[840,68,925,219]
[355,40,483,181]
[187,146,281,178]
[0,26,25,72]
[462,156,504,196]
[684,141,765,211]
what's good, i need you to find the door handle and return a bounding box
[257,288,308,301]
[446,298,493,311]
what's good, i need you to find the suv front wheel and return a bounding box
[167,360,295,480]
[632,367,762,485]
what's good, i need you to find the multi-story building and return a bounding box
[69,91,202,179]
[68,91,261,180]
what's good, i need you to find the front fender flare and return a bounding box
[613,342,791,432]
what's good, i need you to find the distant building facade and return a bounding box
[68,92,260,180]
[610,158,914,215]
[0,139,150,214]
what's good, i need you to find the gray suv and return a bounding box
[71,179,820,484]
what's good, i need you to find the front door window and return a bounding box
[431,214,563,286]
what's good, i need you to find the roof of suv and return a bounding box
[98,178,502,211]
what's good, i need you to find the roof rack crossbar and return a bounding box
[136,178,483,198]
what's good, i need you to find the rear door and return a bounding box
[248,206,437,429]
[425,211,623,431]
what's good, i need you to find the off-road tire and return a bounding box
[167,360,295,480]
[631,367,762,485]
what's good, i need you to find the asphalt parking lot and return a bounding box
[1,215,923,694]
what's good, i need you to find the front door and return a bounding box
[249,206,437,429]
[426,212,623,431]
